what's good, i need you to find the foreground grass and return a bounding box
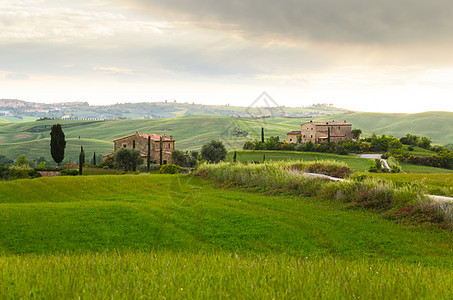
[1,251,453,299]
[1,174,453,298]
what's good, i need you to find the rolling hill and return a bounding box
[0,112,452,162]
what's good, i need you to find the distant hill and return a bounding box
[0,99,349,121]
[0,111,451,163]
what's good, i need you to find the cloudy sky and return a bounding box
[1,0,453,112]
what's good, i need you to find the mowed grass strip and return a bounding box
[0,175,452,265]
[227,150,453,173]
[1,251,453,299]
[226,150,371,171]
[371,173,453,197]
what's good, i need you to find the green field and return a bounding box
[0,174,453,298]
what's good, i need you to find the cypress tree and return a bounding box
[159,136,163,165]
[93,152,96,166]
[50,124,66,166]
[79,146,85,175]
[263,154,266,162]
[147,136,151,171]
[327,127,331,143]
[261,127,265,143]
[233,151,237,163]
[80,146,85,165]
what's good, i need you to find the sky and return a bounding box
[1,0,453,113]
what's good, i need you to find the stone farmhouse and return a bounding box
[105,131,175,164]
[286,120,353,144]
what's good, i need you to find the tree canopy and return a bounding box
[114,148,143,171]
[201,140,227,163]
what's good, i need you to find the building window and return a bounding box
[303,135,305,138]
[311,135,313,138]
[290,139,292,142]
[123,144,127,148]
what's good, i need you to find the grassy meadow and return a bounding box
[1,174,453,298]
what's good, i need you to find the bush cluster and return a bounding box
[0,165,42,181]
[288,162,352,179]
[60,169,79,176]
[159,164,183,174]
[393,151,453,169]
[233,127,248,137]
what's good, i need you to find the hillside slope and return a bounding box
[0,112,451,162]
[0,115,288,161]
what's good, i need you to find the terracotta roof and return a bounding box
[114,132,174,142]
[137,133,174,141]
[287,130,301,135]
[305,121,351,126]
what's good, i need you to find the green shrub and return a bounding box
[159,164,183,174]
[302,162,352,178]
[242,141,255,150]
[369,159,382,173]
[60,169,79,176]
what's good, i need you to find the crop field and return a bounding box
[1,174,453,298]
[372,173,453,197]
[226,150,371,171]
[226,150,453,174]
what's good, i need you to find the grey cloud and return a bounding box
[0,29,330,80]
[130,0,453,45]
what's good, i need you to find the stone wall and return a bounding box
[114,133,174,164]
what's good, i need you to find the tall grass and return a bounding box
[1,251,453,299]
[197,161,451,228]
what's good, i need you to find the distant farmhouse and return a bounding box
[286,120,353,144]
[105,131,175,164]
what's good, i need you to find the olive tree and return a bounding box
[114,148,143,172]
[201,140,227,163]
